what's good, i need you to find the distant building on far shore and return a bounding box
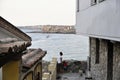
[41,25,76,34]
[18,25,76,34]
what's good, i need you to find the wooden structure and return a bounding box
[0,16,46,80]
[21,49,46,80]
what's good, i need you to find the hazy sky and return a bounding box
[0,0,75,26]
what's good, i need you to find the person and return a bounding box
[63,61,68,72]
[59,52,63,63]
[57,52,63,73]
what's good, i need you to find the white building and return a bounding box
[76,0,120,80]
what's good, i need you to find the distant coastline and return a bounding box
[18,25,76,34]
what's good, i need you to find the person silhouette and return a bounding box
[59,52,63,63]
[57,52,63,73]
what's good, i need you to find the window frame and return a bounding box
[77,0,79,12]
[91,0,97,6]
[95,38,100,64]
[99,0,105,3]
[91,0,106,6]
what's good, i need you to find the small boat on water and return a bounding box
[46,35,50,38]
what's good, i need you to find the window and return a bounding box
[89,38,92,71]
[95,38,100,64]
[99,0,105,3]
[23,71,33,80]
[107,41,113,80]
[91,0,97,6]
[91,0,105,6]
[77,0,79,12]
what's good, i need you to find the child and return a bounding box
[63,61,68,72]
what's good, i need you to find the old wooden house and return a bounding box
[0,16,46,80]
[76,0,120,80]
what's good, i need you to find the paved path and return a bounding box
[57,73,85,80]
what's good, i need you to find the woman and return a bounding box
[57,52,63,73]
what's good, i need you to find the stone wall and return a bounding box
[113,42,120,80]
[90,37,120,80]
[90,38,107,80]
[42,58,57,80]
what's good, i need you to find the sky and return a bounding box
[0,0,75,26]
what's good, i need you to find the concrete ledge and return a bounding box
[42,57,57,80]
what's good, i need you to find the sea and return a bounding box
[0,28,89,79]
[20,28,89,61]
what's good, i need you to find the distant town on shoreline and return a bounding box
[18,25,76,34]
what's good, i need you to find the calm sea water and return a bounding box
[21,28,89,61]
[0,28,89,79]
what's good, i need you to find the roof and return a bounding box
[0,41,31,67]
[22,49,47,68]
[0,16,32,67]
[0,41,31,54]
[0,16,31,41]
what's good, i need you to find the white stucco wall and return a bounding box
[76,0,120,41]
[79,0,91,11]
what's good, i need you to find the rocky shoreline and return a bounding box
[42,60,87,73]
